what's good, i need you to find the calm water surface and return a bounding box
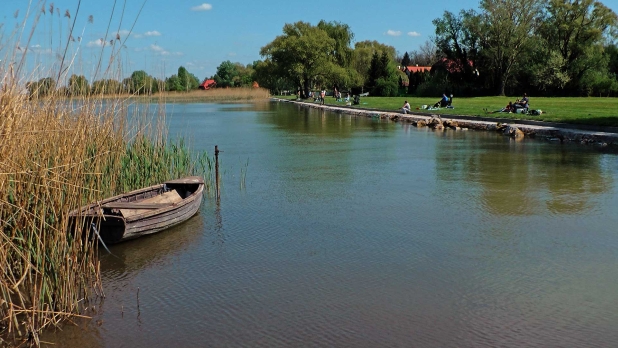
[48,102,618,347]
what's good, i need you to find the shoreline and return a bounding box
[275,98,618,148]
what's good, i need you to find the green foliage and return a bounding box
[124,70,159,94]
[317,20,355,67]
[26,77,57,99]
[68,74,90,96]
[233,63,255,87]
[213,60,239,88]
[374,77,399,97]
[537,0,618,94]
[166,66,200,92]
[401,52,411,67]
[92,79,125,94]
[253,59,294,93]
[260,21,357,97]
[352,40,397,87]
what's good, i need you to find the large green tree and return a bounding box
[253,59,294,94]
[124,70,158,94]
[351,40,397,89]
[213,61,239,88]
[473,0,542,95]
[538,0,618,94]
[261,21,356,98]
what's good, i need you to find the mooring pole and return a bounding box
[215,145,220,200]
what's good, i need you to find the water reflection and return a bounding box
[263,103,392,137]
[100,213,205,280]
[435,132,613,215]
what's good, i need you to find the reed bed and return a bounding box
[0,85,212,345]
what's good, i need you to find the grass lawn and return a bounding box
[279,95,618,127]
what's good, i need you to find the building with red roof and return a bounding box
[199,79,217,90]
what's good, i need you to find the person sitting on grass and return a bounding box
[486,101,514,114]
[513,93,529,112]
[402,100,411,114]
[433,93,450,108]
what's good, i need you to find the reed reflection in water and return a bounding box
[45,102,618,348]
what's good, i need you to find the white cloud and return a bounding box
[87,39,109,47]
[149,44,183,56]
[386,30,402,36]
[191,3,212,11]
[228,52,236,57]
[144,31,161,37]
[407,31,421,37]
[150,44,166,53]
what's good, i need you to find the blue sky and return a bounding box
[3,0,615,83]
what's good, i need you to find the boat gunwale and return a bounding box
[68,176,204,222]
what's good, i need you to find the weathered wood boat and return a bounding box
[70,176,204,244]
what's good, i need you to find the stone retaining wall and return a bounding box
[275,99,618,148]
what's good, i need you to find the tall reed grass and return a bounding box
[0,1,212,345]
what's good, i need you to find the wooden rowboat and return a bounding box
[70,176,204,244]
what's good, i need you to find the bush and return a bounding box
[373,77,399,97]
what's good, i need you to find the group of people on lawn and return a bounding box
[401,93,454,114]
[305,85,357,105]
[402,93,531,115]
[487,93,530,114]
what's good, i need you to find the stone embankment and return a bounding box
[276,98,618,147]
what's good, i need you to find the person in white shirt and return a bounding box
[402,100,411,114]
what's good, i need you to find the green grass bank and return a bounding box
[280,96,618,128]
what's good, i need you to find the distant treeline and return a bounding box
[27,0,617,99]
[26,63,260,98]
[255,0,618,97]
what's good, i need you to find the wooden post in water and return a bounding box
[215,145,220,200]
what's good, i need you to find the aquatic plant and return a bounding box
[0,2,212,345]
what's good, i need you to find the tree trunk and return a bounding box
[303,78,310,99]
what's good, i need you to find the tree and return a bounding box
[68,74,89,96]
[125,70,158,94]
[253,59,294,94]
[26,77,56,99]
[317,20,355,67]
[538,0,618,94]
[433,10,480,86]
[473,0,543,95]
[213,60,239,88]
[260,21,338,98]
[352,40,397,89]
[401,52,411,67]
[178,66,200,91]
[92,79,124,94]
[409,40,439,66]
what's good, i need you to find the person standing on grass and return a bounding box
[402,100,411,114]
[320,89,325,105]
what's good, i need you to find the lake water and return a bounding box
[47,102,618,347]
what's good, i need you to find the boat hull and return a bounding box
[70,176,204,244]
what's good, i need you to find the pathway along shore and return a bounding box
[275,98,618,148]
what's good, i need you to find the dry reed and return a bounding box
[0,2,211,345]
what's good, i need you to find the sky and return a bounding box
[2,0,616,83]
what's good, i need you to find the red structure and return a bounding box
[400,65,432,74]
[199,79,217,90]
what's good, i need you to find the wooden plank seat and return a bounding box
[102,202,175,209]
[102,190,183,218]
